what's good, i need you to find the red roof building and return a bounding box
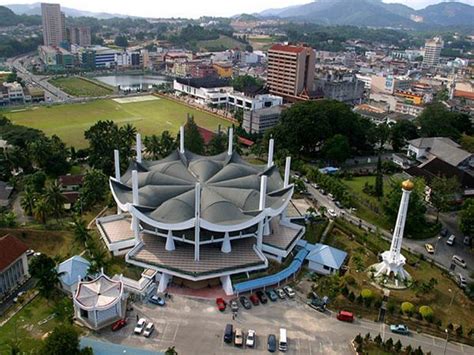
[0,235,28,272]
[197,126,254,147]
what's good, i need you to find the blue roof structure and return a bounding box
[58,255,91,287]
[319,167,339,174]
[80,337,163,355]
[306,243,347,269]
[233,248,309,294]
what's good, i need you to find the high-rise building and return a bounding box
[41,3,65,46]
[422,37,444,68]
[68,26,92,47]
[267,44,316,101]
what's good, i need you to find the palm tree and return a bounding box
[160,130,176,156]
[43,181,66,222]
[20,186,37,216]
[73,216,90,246]
[120,123,137,146]
[33,196,49,224]
[86,240,109,275]
[165,346,178,355]
[144,134,161,160]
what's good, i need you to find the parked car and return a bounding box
[320,189,326,195]
[458,273,467,289]
[224,324,233,343]
[149,294,165,306]
[26,249,35,257]
[424,243,434,254]
[234,328,244,346]
[216,297,226,312]
[452,255,467,268]
[111,318,127,331]
[447,235,456,246]
[283,286,295,298]
[276,288,286,299]
[13,291,26,303]
[328,193,335,201]
[230,298,239,312]
[267,334,277,352]
[134,318,147,334]
[246,329,256,348]
[327,209,337,218]
[440,228,449,237]
[249,293,260,305]
[463,236,471,246]
[335,201,343,209]
[143,322,155,337]
[33,252,42,257]
[336,311,354,322]
[266,289,278,302]
[390,324,409,335]
[256,290,268,304]
[239,296,252,309]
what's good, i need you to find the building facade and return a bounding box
[41,3,65,46]
[0,235,29,299]
[243,105,284,134]
[267,44,316,101]
[68,26,92,47]
[423,37,444,68]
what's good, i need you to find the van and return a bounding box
[336,310,354,322]
[224,324,233,343]
[279,328,288,352]
[446,235,456,246]
[452,255,467,268]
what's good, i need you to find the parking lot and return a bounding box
[96,292,472,355]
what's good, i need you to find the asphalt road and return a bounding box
[0,277,36,317]
[96,294,473,355]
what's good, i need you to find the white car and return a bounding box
[327,209,337,218]
[283,286,295,298]
[143,322,154,337]
[134,318,147,334]
[246,329,256,347]
[446,235,456,246]
[276,288,286,299]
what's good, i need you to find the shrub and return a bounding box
[364,333,371,342]
[344,275,356,286]
[447,323,454,331]
[387,301,396,314]
[356,294,363,304]
[374,334,382,345]
[354,334,363,344]
[419,305,434,321]
[361,289,373,299]
[456,325,463,336]
[401,302,415,316]
[384,337,393,351]
[348,291,355,302]
[374,298,382,309]
[394,339,402,352]
[341,285,349,297]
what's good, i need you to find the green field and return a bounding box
[198,35,246,51]
[5,97,232,148]
[49,77,113,97]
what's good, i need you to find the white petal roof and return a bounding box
[74,274,122,311]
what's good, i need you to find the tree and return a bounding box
[120,123,137,145]
[114,35,128,48]
[23,171,47,193]
[20,186,37,216]
[79,169,108,210]
[32,196,50,224]
[375,155,383,198]
[144,134,162,160]
[207,131,227,155]
[28,135,70,176]
[401,302,415,316]
[384,178,427,237]
[430,176,460,222]
[460,134,474,153]
[29,254,60,298]
[160,130,177,156]
[165,346,178,355]
[183,116,205,154]
[390,120,418,152]
[459,199,474,236]
[40,325,81,355]
[419,305,434,321]
[231,75,263,92]
[394,339,402,352]
[72,217,91,246]
[418,103,472,140]
[373,123,391,151]
[322,134,350,164]
[43,181,66,221]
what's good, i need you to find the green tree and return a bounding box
[460,134,474,153]
[183,116,205,154]
[418,103,472,140]
[165,346,178,355]
[459,199,474,236]
[430,176,460,222]
[72,216,91,246]
[144,134,162,160]
[79,169,108,210]
[43,181,66,221]
[375,155,383,198]
[390,120,418,152]
[114,35,128,48]
[29,254,60,298]
[28,135,70,176]
[231,75,263,92]
[32,196,50,224]
[40,325,81,355]
[23,171,47,193]
[20,186,37,216]
[322,134,350,164]
[160,130,177,156]
[120,123,137,145]
[207,131,227,155]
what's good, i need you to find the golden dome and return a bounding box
[402,180,414,191]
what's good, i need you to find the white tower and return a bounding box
[373,180,414,282]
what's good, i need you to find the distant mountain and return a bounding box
[257,0,474,28]
[0,5,41,26]
[5,2,127,19]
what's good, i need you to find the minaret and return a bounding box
[373,180,413,282]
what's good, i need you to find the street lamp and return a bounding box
[443,328,449,355]
[448,288,455,307]
[435,236,441,255]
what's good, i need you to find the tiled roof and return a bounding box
[269,44,306,54]
[59,175,84,186]
[0,235,28,272]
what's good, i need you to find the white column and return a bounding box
[179,125,185,153]
[220,275,234,296]
[132,170,140,239]
[267,138,274,168]
[157,273,171,293]
[389,188,411,264]
[227,127,233,155]
[194,183,201,261]
[165,230,175,251]
[221,231,231,253]
[257,220,263,250]
[258,175,268,249]
[114,149,121,181]
[136,133,142,163]
[284,156,291,188]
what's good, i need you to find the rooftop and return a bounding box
[408,137,472,166]
[74,274,123,310]
[58,255,91,287]
[269,44,307,54]
[0,235,28,272]
[306,243,348,269]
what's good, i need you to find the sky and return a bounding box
[1,0,473,18]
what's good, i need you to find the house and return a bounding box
[0,235,29,299]
[305,243,347,275]
[58,175,84,209]
[57,255,91,294]
[0,181,13,207]
[407,137,473,168]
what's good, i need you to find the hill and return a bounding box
[417,2,474,26]
[0,5,41,26]
[6,2,127,19]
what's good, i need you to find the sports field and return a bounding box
[49,77,113,97]
[5,96,232,148]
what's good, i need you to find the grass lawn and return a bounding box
[0,296,63,353]
[198,35,246,51]
[5,97,232,148]
[49,77,113,97]
[322,220,474,342]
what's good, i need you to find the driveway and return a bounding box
[96,294,472,355]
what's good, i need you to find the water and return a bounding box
[94,74,170,91]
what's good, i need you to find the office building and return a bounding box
[41,3,65,46]
[423,37,444,68]
[243,105,284,134]
[68,26,92,47]
[267,44,316,101]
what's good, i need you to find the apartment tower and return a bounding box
[41,3,65,46]
[422,37,444,68]
[267,44,316,101]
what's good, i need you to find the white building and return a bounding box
[57,255,91,294]
[423,37,444,68]
[305,244,347,275]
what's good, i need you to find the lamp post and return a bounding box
[435,236,441,255]
[443,328,449,355]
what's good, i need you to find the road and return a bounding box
[304,182,473,283]
[96,294,473,355]
[0,277,36,317]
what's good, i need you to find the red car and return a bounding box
[249,294,260,306]
[111,318,127,331]
[216,297,227,312]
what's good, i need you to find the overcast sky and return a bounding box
[1,0,473,18]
